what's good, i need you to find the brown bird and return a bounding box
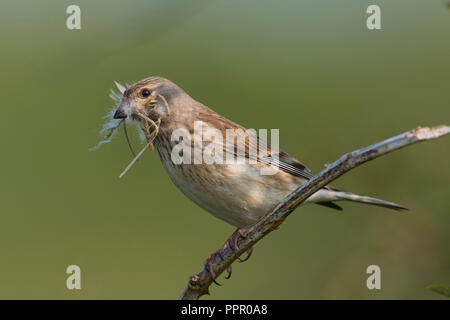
[109,76,406,281]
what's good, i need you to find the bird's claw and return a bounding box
[203,228,254,285]
[204,252,222,286]
[237,246,253,263]
[225,265,232,279]
[228,228,254,263]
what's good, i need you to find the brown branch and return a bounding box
[179,125,450,300]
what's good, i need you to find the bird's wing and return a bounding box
[196,108,314,180]
[259,150,314,180]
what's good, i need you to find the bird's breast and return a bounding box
[153,130,303,228]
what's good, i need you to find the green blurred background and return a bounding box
[0,0,449,299]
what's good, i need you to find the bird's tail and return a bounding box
[328,187,408,211]
[313,187,408,211]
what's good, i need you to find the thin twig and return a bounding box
[179,125,450,300]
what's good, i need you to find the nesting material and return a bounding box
[90,83,126,151]
[91,81,170,179]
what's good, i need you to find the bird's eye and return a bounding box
[141,89,151,98]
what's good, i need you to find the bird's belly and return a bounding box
[157,150,303,227]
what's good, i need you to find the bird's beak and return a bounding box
[113,106,127,119]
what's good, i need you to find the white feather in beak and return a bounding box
[91,81,147,152]
[114,81,126,94]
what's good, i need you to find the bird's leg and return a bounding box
[203,228,254,285]
[203,239,231,285]
[227,228,254,263]
[204,255,221,286]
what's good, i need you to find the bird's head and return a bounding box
[91,76,193,160]
[92,76,195,177]
[113,76,180,124]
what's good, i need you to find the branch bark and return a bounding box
[179,125,450,300]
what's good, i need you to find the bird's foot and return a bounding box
[204,251,224,286]
[203,228,253,285]
[203,239,231,285]
[227,228,254,263]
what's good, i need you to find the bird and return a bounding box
[110,76,407,280]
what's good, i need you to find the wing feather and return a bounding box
[196,108,314,180]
